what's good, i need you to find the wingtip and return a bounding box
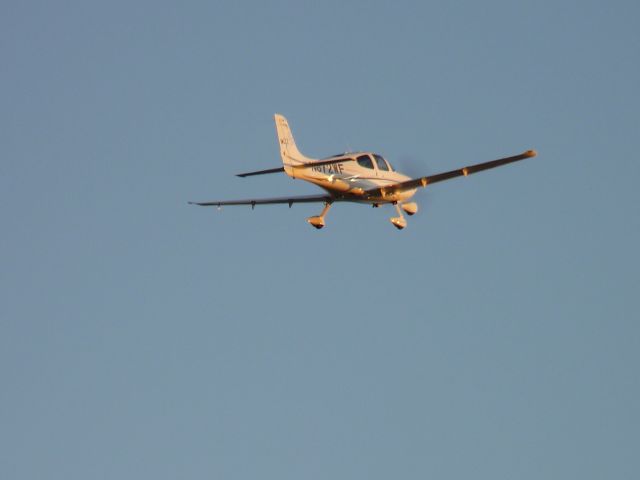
[525,149,537,158]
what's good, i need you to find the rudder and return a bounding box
[274,114,313,176]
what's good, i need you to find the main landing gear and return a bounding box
[307,202,332,229]
[307,201,418,230]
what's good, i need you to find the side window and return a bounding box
[374,154,389,171]
[357,154,374,169]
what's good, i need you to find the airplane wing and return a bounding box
[189,193,333,208]
[365,150,537,198]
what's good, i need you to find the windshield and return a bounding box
[373,154,393,171]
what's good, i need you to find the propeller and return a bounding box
[395,153,426,179]
[394,153,435,207]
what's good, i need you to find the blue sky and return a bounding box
[2,1,639,478]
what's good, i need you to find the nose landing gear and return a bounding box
[390,203,407,230]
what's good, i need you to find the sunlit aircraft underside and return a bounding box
[190,114,537,229]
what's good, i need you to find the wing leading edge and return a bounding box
[189,193,333,208]
[365,150,537,198]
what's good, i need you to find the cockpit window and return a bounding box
[357,154,374,169]
[374,154,393,171]
[374,154,390,171]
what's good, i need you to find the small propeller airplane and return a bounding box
[190,114,537,229]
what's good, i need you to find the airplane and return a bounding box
[190,114,537,230]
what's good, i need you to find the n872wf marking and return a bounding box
[190,114,537,230]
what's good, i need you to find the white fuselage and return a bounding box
[286,152,416,204]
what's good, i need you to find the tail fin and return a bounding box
[274,114,314,177]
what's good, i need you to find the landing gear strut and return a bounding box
[390,203,407,230]
[307,202,332,229]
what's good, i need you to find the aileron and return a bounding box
[189,193,332,208]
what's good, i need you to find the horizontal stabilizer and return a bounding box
[236,166,285,178]
[237,158,354,178]
[292,157,355,169]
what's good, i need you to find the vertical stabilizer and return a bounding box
[274,114,313,177]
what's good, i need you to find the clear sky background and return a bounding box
[2,0,639,478]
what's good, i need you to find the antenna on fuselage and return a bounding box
[341,135,353,154]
